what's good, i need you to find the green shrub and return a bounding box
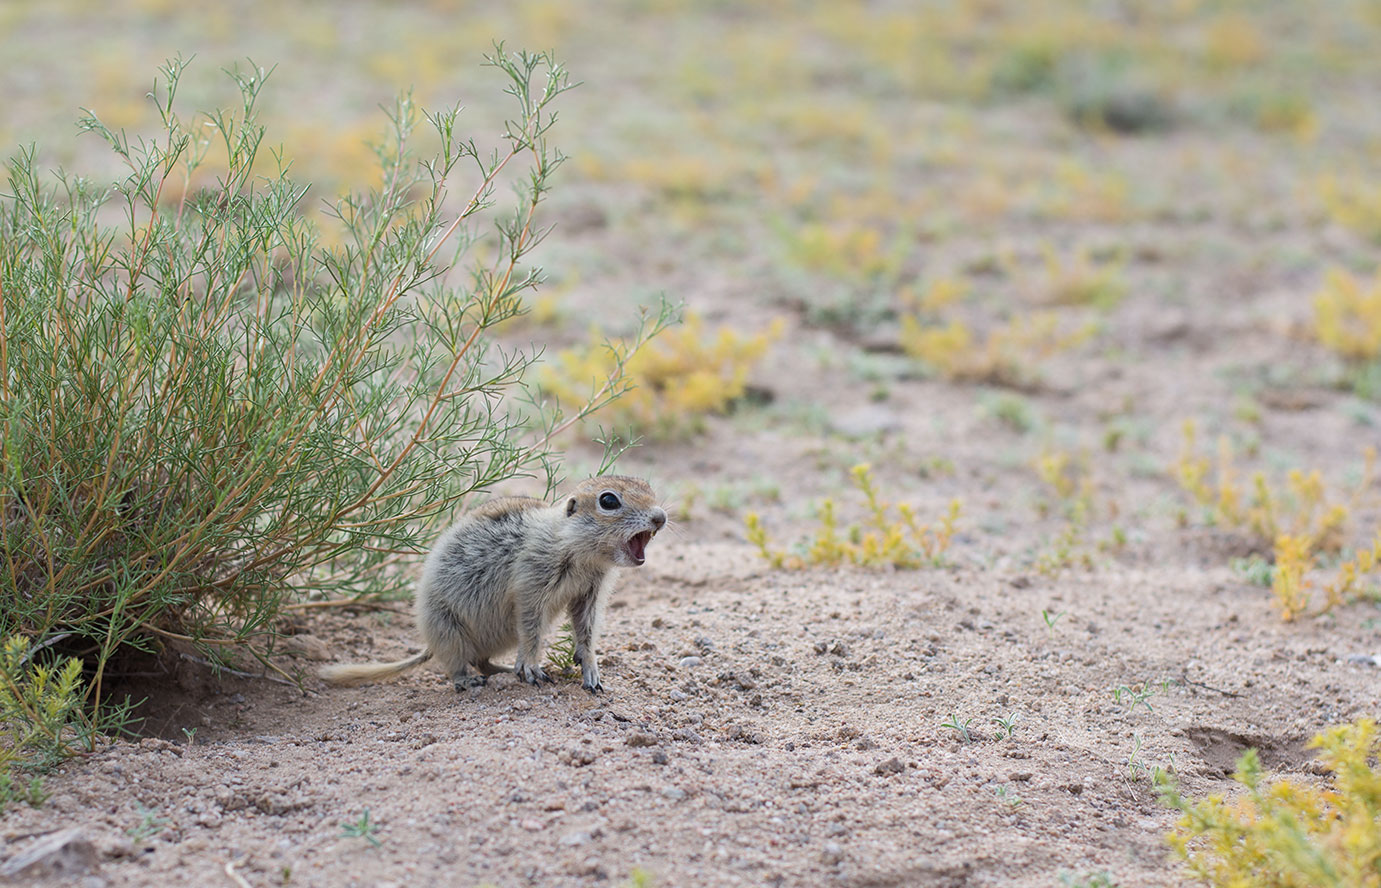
[0,635,130,807]
[1161,718,1381,887]
[0,50,661,734]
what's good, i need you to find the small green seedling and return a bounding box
[992,784,1025,809]
[1112,679,1172,713]
[1124,734,1175,785]
[1059,871,1120,888]
[0,774,49,812]
[940,712,975,743]
[1041,608,1067,637]
[545,623,578,677]
[1231,556,1274,587]
[1125,733,1145,780]
[127,803,170,842]
[22,776,49,807]
[341,808,382,848]
[991,712,1019,739]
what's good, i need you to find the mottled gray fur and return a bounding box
[320,476,665,693]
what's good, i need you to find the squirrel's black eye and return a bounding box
[598,492,621,510]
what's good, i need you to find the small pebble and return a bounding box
[557,748,597,767]
[678,656,702,669]
[873,757,905,776]
[559,831,591,847]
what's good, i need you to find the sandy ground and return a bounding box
[3,526,1379,887]
[4,3,1381,886]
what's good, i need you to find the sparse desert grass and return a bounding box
[1313,267,1381,367]
[1037,520,1096,576]
[539,312,780,439]
[1035,448,1092,512]
[581,149,749,211]
[1035,162,1134,224]
[906,277,969,314]
[979,391,1040,434]
[746,464,960,569]
[1037,245,1128,309]
[1173,422,1380,618]
[1171,421,1367,557]
[900,309,1096,389]
[1225,83,1316,138]
[779,221,904,283]
[1031,455,1118,576]
[1271,530,1381,621]
[1318,175,1381,245]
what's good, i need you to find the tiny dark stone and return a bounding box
[873,757,905,776]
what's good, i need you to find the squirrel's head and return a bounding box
[564,476,666,567]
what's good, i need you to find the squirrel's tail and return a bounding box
[319,649,432,687]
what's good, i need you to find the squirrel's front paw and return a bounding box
[516,662,551,684]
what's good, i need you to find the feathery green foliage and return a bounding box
[0,49,670,743]
[0,634,131,809]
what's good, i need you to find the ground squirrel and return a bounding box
[320,476,666,693]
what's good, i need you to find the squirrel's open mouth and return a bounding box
[624,530,654,565]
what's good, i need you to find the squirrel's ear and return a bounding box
[566,497,578,517]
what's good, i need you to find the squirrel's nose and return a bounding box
[651,508,667,531]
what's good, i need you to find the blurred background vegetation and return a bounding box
[6,0,1381,577]
[6,0,1381,304]
[6,0,1381,620]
